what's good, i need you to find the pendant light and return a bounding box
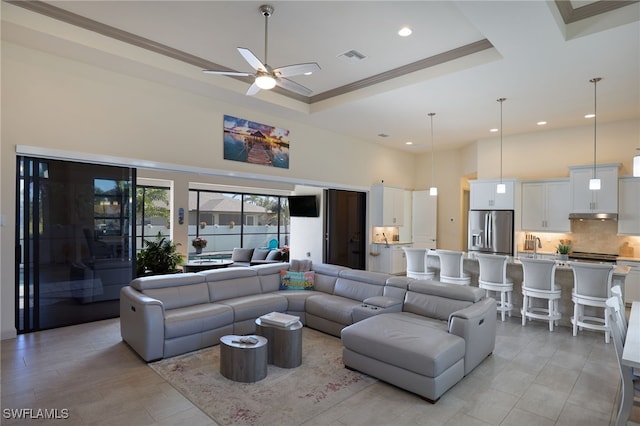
[428,113,437,196]
[496,98,507,194]
[589,77,602,190]
[633,148,640,177]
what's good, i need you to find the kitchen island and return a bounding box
[425,251,630,329]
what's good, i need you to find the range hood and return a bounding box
[568,212,618,221]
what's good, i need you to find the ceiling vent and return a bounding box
[338,49,367,64]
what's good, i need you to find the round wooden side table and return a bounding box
[219,335,268,382]
[255,318,303,368]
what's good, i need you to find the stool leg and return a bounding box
[507,290,512,317]
[572,302,579,337]
[548,299,554,331]
[522,295,527,326]
[500,291,506,322]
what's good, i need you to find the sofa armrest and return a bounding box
[119,286,165,362]
[448,298,497,375]
[362,296,403,309]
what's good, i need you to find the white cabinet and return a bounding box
[618,177,640,235]
[618,260,640,304]
[569,164,619,213]
[521,179,571,232]
[370,244,408,274]
[470,179,516,210]
[371,184,405,226]
[412,190,437,249]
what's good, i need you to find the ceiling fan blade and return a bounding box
[202,69,253,76]
[274,62,321,78]
[238,47,267,72]
[275,77,313,97]
[246,82,261,96]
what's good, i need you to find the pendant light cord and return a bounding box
[497,98,506,184]
[429,113,435,188]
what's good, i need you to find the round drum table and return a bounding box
[219,335,268,383]
[255,318,303,368]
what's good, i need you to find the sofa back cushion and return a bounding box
[251,248,271,261]
[200,267,262,301]
[231,248,254,263]
[266,250,282,261]
[252,262,290,293]
[333,270,387,301]
[403,280,483,320]
[130,273,209,310]
[311,263,351,294]
[383,276,411,300]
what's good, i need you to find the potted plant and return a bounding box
[192,236,207,254]
[556,240,571,261]
[136,232,183,277]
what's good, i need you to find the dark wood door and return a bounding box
[324,189,366,269]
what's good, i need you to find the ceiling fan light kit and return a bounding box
[202,4,320,96]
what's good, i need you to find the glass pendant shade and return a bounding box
[634,151,640,177]
[589,178,601,190]
[429,186,438,196]
[496,183,506,194]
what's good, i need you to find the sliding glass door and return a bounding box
[16,157,135,333]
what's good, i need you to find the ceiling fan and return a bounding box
[203,4,320,96]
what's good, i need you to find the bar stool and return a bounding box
[477,254,513,321]
[403,247,435,280]
[435,250,471,285]
[570,262,614,343]
[520,258,561,331]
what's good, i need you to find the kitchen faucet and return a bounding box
[533,237,542,258]
[382,233,390,248]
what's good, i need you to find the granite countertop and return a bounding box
[371,242,413,245]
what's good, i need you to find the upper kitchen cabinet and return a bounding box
[470,179,517,210]
[618,176,640,235]
[521,179,571,232]
[371,184,405,226]
[569,164,619,214]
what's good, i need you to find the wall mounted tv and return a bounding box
[288,195,319,217]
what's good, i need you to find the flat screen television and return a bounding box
[288,195,319,217]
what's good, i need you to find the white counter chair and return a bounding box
[402,247,435,280]
[520,258,561,331]
[611,285,628,338]
[570,262,614,343]
[477,254,513,321]
[436,250,470,285]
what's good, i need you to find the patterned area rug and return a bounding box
[149,327,377,425]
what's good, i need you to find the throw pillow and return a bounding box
[279,270,315,291]
[266,250,282,261]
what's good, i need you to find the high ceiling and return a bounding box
[3,1,639,153]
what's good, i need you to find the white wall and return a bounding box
[0,41,415,339]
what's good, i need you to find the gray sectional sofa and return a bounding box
[120,261,496,401]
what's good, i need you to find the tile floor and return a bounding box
[0,316,637,425]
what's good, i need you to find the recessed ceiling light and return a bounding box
[489,128,499,133]
[537,121,547,126]
[398,26,412,37]
[405,141,413,145]
[585,113,595,118]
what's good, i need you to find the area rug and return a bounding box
[149,327,378,425]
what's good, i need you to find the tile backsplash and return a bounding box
[518,220,640,257]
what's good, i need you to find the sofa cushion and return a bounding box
[280,270,315,290]
[164,303,234,339]
[290,259,312,272]
[305,294,359,325]
[341,313,464,378]
[333,270,386,302]
[220,293,288,322]
[200,267,262,301]
[251,248,271,261]
[404,280,481,321]
[231,248,254,263]
[266,250,282,261]
[310,263,350,294]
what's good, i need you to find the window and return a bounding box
[188,190,289,257]
[136,186,171,253]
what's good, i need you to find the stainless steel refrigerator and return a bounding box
[468,210,514,256]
